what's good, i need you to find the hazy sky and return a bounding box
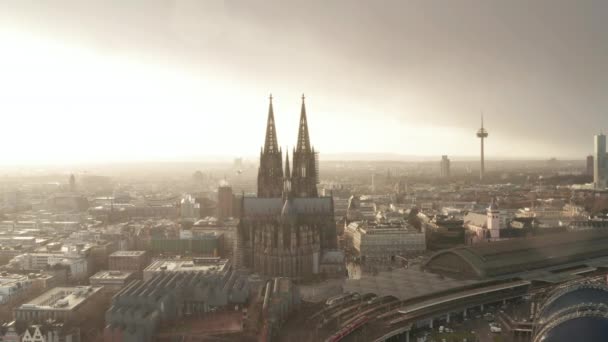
[1,0,607,164]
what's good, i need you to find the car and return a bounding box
[490,325,502,333]
[489,323,502,333]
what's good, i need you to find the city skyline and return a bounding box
[1,0,608,164]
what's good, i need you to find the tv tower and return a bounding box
[476,114,488,181]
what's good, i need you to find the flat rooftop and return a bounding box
[0,273,29,286]
[110,251,146,257]
[145,257,229,273]
[18,286,102,311]
[90,270,134,280]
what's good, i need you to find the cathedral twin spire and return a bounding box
[264,94,280,154]
[258,94,318,198]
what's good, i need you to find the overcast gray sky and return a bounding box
[1,0,606,163]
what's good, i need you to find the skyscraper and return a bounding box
[69,174,76,192]
[594,134,608,189]
[476,115,489,181]
[587,155,594,177]
[217,184,234,221]
[440,155,450,178]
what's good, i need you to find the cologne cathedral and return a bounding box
[236,95,337,280]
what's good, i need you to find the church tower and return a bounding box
[291,95,318,197]
[257,94,284,197]
[487,198,501,240]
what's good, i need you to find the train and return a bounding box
[326,292,358,306]
[324,315,369,342]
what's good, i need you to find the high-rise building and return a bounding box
[237,95,337,280]
[68,174,76,192]
[440,155,450,178]
[217,184,234,221]
[594,134,608,189]
[476,115,489,181]
[587,155,594,176]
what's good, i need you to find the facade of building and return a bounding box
[149,233,223,257]
[105,267,251,342]
[237,96,337,280]
[0,274,33,305]
[21,323,80,342]
[587,155,594,176]
[142,257,229,281]
[216,184,234,221]
[179,194,200,220]
[8,253,89,281]
[345,221,425,260]
[440,155,450,178]
[594,133,608,189]
[192,218,238,259]
[89,271,136,295]
[15,286,104,324]
[108,251,148,279]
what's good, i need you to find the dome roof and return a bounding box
[535,307,608,342]
[538,284,608,322]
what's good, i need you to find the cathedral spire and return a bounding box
[296,94,311,153]
[291,94,318,198]
[264,94,279,154]
[258,94,284,198]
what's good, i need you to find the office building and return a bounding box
[440,155,450,178]
[217,184,234,221]
[108,251,149,279]
[15,286,104,323]
[345,221,426,260]
[89,271,136,295]
[594,133,608,189]
[142,257,229,281]
[587,155,594,176]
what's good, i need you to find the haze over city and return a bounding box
[4,2,608,342]
[1,0,608,164]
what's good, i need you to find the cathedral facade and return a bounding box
[236,95,337,279]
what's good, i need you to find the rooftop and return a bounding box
[17,286,102,311]
[145,257,229,274]
[0,273,29,287]
[110,251,146,257]
[425,231,608,279]
[90,270,134,280]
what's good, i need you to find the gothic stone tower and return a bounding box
[258,95,284,197]
[236,95,336,280]
[291,95,318,198]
